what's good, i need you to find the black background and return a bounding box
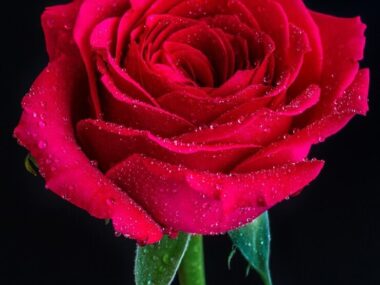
[1,1,379,284]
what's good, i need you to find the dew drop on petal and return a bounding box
[63,23,72,30]
[38,140,47,149]
[106,198,116,206]
[39,121,46,128]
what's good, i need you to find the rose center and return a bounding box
[120,14,274,89]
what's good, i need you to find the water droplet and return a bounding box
[39,121,46,128]
[38,141,47,149]
[63,23,72,30]
[106,198,116,206]
[162,254,170,264]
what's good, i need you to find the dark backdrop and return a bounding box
[1,1,379,284]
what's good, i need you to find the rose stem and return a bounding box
[178,235,206,285]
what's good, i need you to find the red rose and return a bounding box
[15,0,369,244]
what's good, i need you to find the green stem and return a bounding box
[178,235,206,285]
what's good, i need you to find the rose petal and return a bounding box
[169,0,227,18]
[143,14,196,53]
[106,154,324,234]
[74,0,130,117]
[275,0,323,90]
[41,0,82,60]
[178,108,292,146]
[167,23,231,85]
[279,24,311,88]
[277,84,321,115]
[14,55,163,244]
[124,41,184,96]
[77,119,259,172]
[130,0,154,9]
[209,70,257,97]
[158,80,265,125]
[90,17,119,54]
[241,0,290,59]
[179,83,320,145]
[160,41,215,87]
[305,12,367,122]
[203,14,274,72]
[99,72,194,136]
[213,74,290,124]
[101,53,160,106]
[226,0,260,29]
[116,0,184,62]
[115,8,146,62]
[90,18,160,106]
[234,69,369,172]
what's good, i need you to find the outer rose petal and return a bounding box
[77,119,259,172]
[106,154,324,234]
[235,69,369,172]
[42,0,83,60]
[305,12,366,122]
[14,55,162,244]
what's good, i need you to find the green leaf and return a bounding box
[24,154,38,176]
[228,212,272,285]
[135,233,191,285]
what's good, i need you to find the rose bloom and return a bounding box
[15,0,369,244]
